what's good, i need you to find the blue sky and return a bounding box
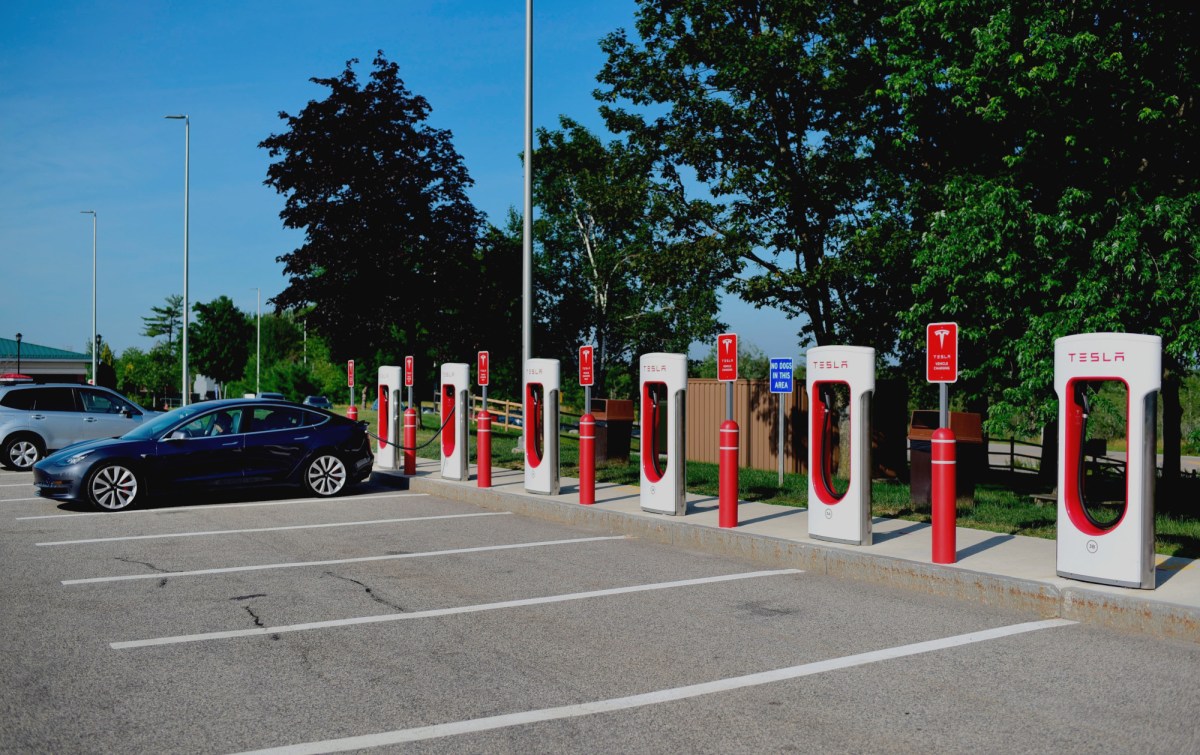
[0,0,800,365]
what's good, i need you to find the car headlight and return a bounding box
[64,450,95,465]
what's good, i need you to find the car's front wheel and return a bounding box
[86,463,142,511]
[3,434,44,471]
[304,453,348,497]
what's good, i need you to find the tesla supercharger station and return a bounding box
[806,346,875,545]
[524,358,561,495]
[640,353,688,515]
[375,365,403,470]
[440,362,470,481]
[1055,332,1160,589]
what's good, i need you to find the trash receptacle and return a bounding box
[909,411,984,506]
[592,398,634,463]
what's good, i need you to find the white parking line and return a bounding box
[18,492,429,520]
[111,569,803,649]
[37,511,512,546]
[3,497,42,503]
[63,536,628,585]
[232,618,1076,754]
[0,483,33,487]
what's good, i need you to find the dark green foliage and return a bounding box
[190,296,253,386]
[260,52,485,371]
[533,118,725,399]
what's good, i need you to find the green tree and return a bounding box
[260,52,484,370]
[191,295,253,388]
[142,294,184,348]
[881,2,1200,483]
[533,118,725,397]
[596,2,913,356]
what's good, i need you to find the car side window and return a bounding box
[298,409,326,427]
[81,389,133,414]
[32,388,78,412]
[177,409,244,438]
[0,390,36,410]
[250,407,304,432]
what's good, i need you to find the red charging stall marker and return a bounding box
[932,427,957,563]
[403,407,417,475]
[476,409,492,488]
[719,420,739,528]
[579,413,595,504]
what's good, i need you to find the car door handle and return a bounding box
[221,441,239,447]
[293,436,309,441]
[31,414,45,420]
[85,417,98,423]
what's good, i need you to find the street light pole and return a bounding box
[164,115,190,405]
[254,287,261,396]
[80,210,96,383]
[522,0,533,367]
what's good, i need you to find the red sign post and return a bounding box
[346,360,356,420]
[716,333,739,528]
[404,356,414,387]
[926,322,958,383]
[717,333,738,382]
[347,359,355,387]
[579,344,597,506]
[579,345,595,387]
[926,321,959,564]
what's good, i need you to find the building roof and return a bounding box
[0,337,89,362]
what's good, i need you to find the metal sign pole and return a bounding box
[940,383,949,430]
[778,395,785,487]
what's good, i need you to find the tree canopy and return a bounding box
[260,52,485,371]
[533,117,725,395]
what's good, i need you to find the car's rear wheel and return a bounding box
[304,453,348,497]
[3,434,44,471]
[86,463,141,511]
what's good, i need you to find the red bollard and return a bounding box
[476,410,492,488]
[579,413,596,505]
[932,426,957,564]
[347,405,358,421]
[719,420,739,528]
[403,408,417,475]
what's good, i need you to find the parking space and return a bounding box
[3,474,1200,752]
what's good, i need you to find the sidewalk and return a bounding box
[373,459,1200,644]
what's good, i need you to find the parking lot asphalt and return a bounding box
[383,458,1200,644]
[3,465,1200,753]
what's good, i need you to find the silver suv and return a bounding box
[0,384,158,470]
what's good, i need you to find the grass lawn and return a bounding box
[340,404,1200,559]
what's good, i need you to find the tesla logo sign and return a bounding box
[718,333,738,382]
[347,359,355,388]
[926,322,958,383]
[477,351,489,386]
[579,345,595,387]
[404,356,414,387]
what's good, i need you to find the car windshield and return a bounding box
[121,404,209,440]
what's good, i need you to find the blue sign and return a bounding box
[769,358,794,394]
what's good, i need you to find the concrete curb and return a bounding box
[373,470,1200,644]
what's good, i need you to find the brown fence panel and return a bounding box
[686,379,809,473]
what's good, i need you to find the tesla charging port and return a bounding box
[1055,333,1159,589]
[639,353,688,516]
[440,363,469,481]
[524,359,561,495]
[806,345,874,545]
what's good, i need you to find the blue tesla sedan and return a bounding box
[33,398,374,511]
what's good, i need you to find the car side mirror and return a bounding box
[120,409,133,418]
[165,430,188,441]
